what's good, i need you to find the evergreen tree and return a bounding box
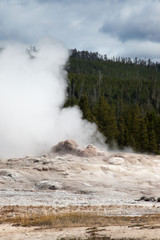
[132,104,142,150]
[146,113,157,153]
[94,96,118,147]
[138,119,149,152]
[118,115,125,149]
[79,95,94,122]
[63,97,78,107]
[123,125,130,147]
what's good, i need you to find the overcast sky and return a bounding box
[1,0,160,61]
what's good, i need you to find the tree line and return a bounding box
[65,49,160,154]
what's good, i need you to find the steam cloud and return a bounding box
[0,38,105,158]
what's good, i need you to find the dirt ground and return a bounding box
[1,143,160,239]
[1,223,160,240]
[1,205,160,239]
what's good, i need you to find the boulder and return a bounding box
[137,196,156,202]
[80,144,105,157]
[51,140,79,154]
[35,180,62,190]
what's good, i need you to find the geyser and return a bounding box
[0,38,105,158]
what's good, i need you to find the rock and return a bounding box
[33,167,42,171]
[34,160,39,163]
[0,170,14,178]
[80,144,105,157]
[107,157,124,165]
[35,181,62,190]
[147,197,156,202]
[51,140,79,154]
[138,196,156,202]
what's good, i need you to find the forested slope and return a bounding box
[65,49,160,154]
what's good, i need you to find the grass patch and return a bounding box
[2,206,160,232]
[6,211,160,229]
[11,212,109,227]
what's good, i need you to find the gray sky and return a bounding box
[1,0,160,61]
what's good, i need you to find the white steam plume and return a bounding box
[0,38,105,158]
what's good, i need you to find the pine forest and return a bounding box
[65,49,160,154]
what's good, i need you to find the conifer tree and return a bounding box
[118,115,125,149]
[79,95,94,122]
[146,113,157,153]
[132,104,142,150]
[138,119,149,152]
[94,96,118,147]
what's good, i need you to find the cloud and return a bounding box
[0,0,160,61]
[0,0,107,43]
[100,0,160,43]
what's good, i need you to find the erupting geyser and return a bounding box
[0,38,105,158]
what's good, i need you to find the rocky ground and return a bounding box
[1,140,160,239]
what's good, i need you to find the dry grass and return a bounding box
[4,211,160,230]
[1,208,160,240]
[1,205,160,232]
[10,212,109,227]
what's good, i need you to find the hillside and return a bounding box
[66,49,160,154]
